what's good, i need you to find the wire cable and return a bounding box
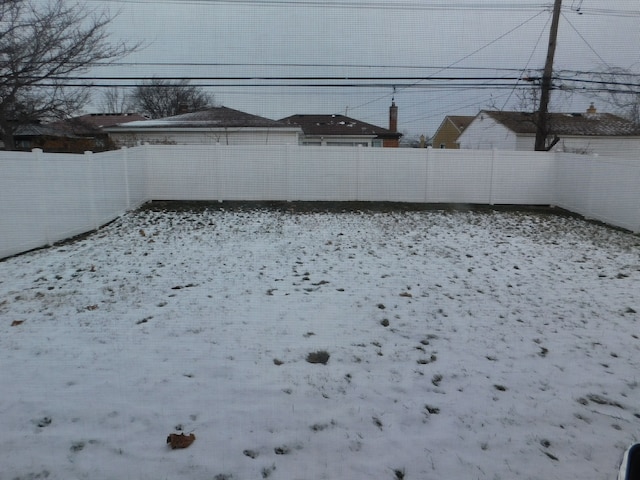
[343,9,546,115]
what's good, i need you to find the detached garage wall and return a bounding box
[109,128,300,147]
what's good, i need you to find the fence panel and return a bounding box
[357,148,428,202]
[0,148,147,259]
[490,150,555,205]
[426,149,493,203]
[0,153,52,257]
[2,145,638,260]
[554,153,640,232]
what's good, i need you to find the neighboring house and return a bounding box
[457,105,640,156]
[68,113,148,131]
[9,122,83,152]
[279,102,402,147]
[104,107,301,146]
[431,115,474,149]
[55,113,149,152]
[4,113,147,152]
[10,122,108,153]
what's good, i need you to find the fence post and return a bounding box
[424,146,432,202]
[85,150,99,230]
[121,146,131,209]
[489,148,496,205]
[356,144,363,201]
[284,143,291,202]
[549,151,557,208]
[585,153,599,220]
[33,148,52,246]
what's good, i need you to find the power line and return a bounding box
[92,0,640,16]
[94,0,550,12]
[345,9,547,114]
[36,75,528,81]
[31,82,534,89]
[560,13,610,67]
[501,11,551,109]
[87,62,538,72]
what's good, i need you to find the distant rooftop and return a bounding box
[279,114,401,138]
[483,110,640,137]
[108,107,293,130]
[446,115,475,132]
[74,113,148,129]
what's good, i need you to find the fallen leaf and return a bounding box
[167,432,196,449]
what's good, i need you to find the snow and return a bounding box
[1,204,639,480]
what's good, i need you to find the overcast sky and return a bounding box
[87,0,640,136]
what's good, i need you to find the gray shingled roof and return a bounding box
[279,114,401,138]
[49,113,148,136]
[73,113,148,129]
[446,115,475,133]
[15,123,80,138]
[484,110,640,136]
[109,107,292,130]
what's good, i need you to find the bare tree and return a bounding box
[132,79,215,119]
[100,87,135,114]
[514,87,540,113]
[0,0,136,149]
[590,67,640,125]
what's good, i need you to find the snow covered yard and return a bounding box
[1,203,639,480]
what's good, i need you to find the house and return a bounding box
[279,102,402,147]
[9,122,83,152]
[68,113,148,131]
[457,105,640,156]
[54,113,149,152]
[4,113,148,152]
[104,107,301,146]
[431,115,474,149]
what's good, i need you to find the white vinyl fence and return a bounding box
[1,145,638,259]
[553,153,640,233]
[143,144,557,204]
[0,148,147,259]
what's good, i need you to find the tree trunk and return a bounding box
[0,124,16,151]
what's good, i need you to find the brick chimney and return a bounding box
[389,101,398,133]
[586,102,596,114]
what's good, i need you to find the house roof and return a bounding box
[445,115,475,133]
[107,107,293,130]
[279,114,402,138]
[15,123,81,138]
[482,110,640,137]
[432,115,474,141]
[44,113,147,137]
[72,113,148,129]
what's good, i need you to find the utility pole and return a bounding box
[535,0,562,151]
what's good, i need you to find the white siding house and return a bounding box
[457,114,518,150]
[105,107,301,147]
[458,106,640,157]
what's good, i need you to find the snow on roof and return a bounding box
[482,110,640,136]
[279,114,401,138]
[107,106,293,130]
[73,113,148,129]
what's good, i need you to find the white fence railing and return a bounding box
[1,145,638,259]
